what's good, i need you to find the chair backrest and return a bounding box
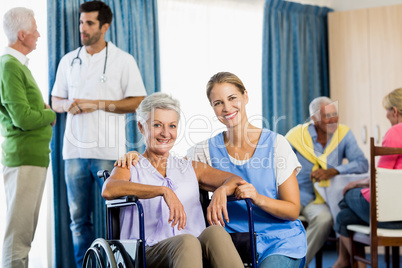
[370,137,402,235]
[376,168,402,222]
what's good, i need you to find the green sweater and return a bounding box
[0,54,56,167]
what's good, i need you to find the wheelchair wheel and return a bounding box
[83,238,117,268]
[108,240,135,268]
[82,247,105,268]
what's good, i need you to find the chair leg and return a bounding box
[385,246,390,268]
[315,247,323,268]
[349,234,358,268]
[391,246,399,268]
[372,245,378,268]
[350,240,357,268]
[350,242,365,268]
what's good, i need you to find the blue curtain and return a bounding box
[47,0,160,266]
[262,0,332,135]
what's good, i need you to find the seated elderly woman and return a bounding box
[332,87,402,268]
[101,92,243,268]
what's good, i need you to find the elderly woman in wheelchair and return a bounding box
[101,92,244,268]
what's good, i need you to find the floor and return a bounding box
[307,242,401,268]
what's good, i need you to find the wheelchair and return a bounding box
[82,170,263,267]
[83,170,146,268]
[199,189,258,267]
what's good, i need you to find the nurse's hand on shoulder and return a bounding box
[235,180,259,204]
[115,151,140,168]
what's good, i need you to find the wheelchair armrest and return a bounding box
[99,169,137,207]
[99,169,146,265]
[105,195,145,257]
[226,196,254,229]
[227,195,239,202]
[199,191,257,266]
[227,196,254,222]
[105,195,139,208]
[227,195,257,267]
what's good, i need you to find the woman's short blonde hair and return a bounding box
[383,88,402,114]
[206,72,246,102]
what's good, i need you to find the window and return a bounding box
[158,0,264,156]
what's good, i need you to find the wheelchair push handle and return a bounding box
[98,170,110,181]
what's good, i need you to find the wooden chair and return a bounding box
[347,137,402,268]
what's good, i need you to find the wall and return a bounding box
[287,0,402,10]
[328,0,402,11]
[158,0,264,156]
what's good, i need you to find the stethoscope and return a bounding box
[70,42,108,83]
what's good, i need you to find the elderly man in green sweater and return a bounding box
[0,7,56,267]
